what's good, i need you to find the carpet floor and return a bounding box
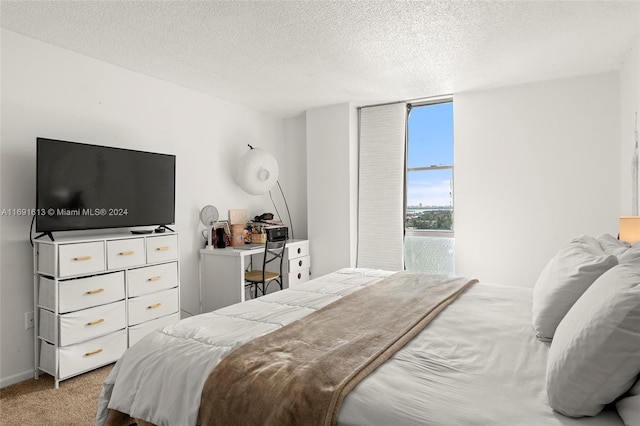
[0,364,113,425]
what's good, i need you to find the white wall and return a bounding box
[454,72,621,287]
[306,103,358,278]
[302,72,628,288]
[0,30,306,387]
[283,114,308,240]
[619,35,640,215]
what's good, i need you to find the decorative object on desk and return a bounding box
[243,228,252,244]
[229,209,248,247]
[229,209,249,225]
[213,220,230,248]
[216,220,231,235]
[619,216,640,244]
[199,205,219,250]
[215,227,227,248]
[251,225,267,244]
[234,145,295,239]
[230,224,245,247]
[254,213,274,222]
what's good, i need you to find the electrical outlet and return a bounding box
[25,311,34,329]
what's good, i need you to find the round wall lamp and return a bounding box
[235,145,279,195]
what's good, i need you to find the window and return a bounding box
[404,99,454,275]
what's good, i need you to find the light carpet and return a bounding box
[1,364,115,425]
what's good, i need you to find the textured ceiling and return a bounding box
[1,1,639,117]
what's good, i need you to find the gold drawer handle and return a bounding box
[147,303,162,309]
[119,250,135,256]
[148,276,162,282]
[73,256,92,261]
[87,318,105,326]
[86,288,105,295]
[155,246,170,251]
[85,349,103,357]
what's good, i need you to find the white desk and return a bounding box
[199,239,310,313]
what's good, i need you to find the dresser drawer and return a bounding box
[39,271,125,313]
[288,269,310,287]
[57,242,105,277]
[288,255,310,273]
[128,312,179,347]
[58,301,126,346]
[106,238,145,270]
[40,329,127,380]
[128,262,178,298]
[128,288,179,326]
[39,302,126,345]
[146,235,178,264]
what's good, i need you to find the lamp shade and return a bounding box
[235,148,279,195]
[620,216,640,244]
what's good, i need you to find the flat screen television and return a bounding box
[36,138,176,234]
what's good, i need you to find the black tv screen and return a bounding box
[36,138,176,233]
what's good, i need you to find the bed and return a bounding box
[96,234,640,426]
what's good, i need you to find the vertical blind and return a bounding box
[357,102,406,270]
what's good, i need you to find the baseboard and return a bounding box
[1,369,35,389]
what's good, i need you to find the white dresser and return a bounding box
[34,232,180,387]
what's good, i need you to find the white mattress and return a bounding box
[96,268,623,425]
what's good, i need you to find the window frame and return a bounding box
[404,96,454,239]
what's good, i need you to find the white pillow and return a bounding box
[597,233,631,256]
[546,262,640,417]
[532,235,617,341]
[616,395,640,426]
[619,243,640,265]
[617,379,640,426]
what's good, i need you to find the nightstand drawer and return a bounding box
[128,313,179,347]
[40,329,127,380]
[106,238,145,270]
[58,242,105,277]
[128,288,179,326]
[58,301,126,346]
[128,262,178,298]
[146,235,178,264]
[39,271,125,313]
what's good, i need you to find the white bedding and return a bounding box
[96,268,623,425]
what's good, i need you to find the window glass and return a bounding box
[404,235,454,275]
[407,102,453,168]
[406,169,452,230]
[405,100,454,275]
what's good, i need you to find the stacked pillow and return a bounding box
[532,234,640,420]
[531,235,618,341]
[597,233,631,256]
[617,379,640,425]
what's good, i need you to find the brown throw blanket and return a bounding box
[200,272,477,426]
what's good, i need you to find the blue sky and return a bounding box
[407,102,454,207]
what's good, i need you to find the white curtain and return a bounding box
[357,103,406,270]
